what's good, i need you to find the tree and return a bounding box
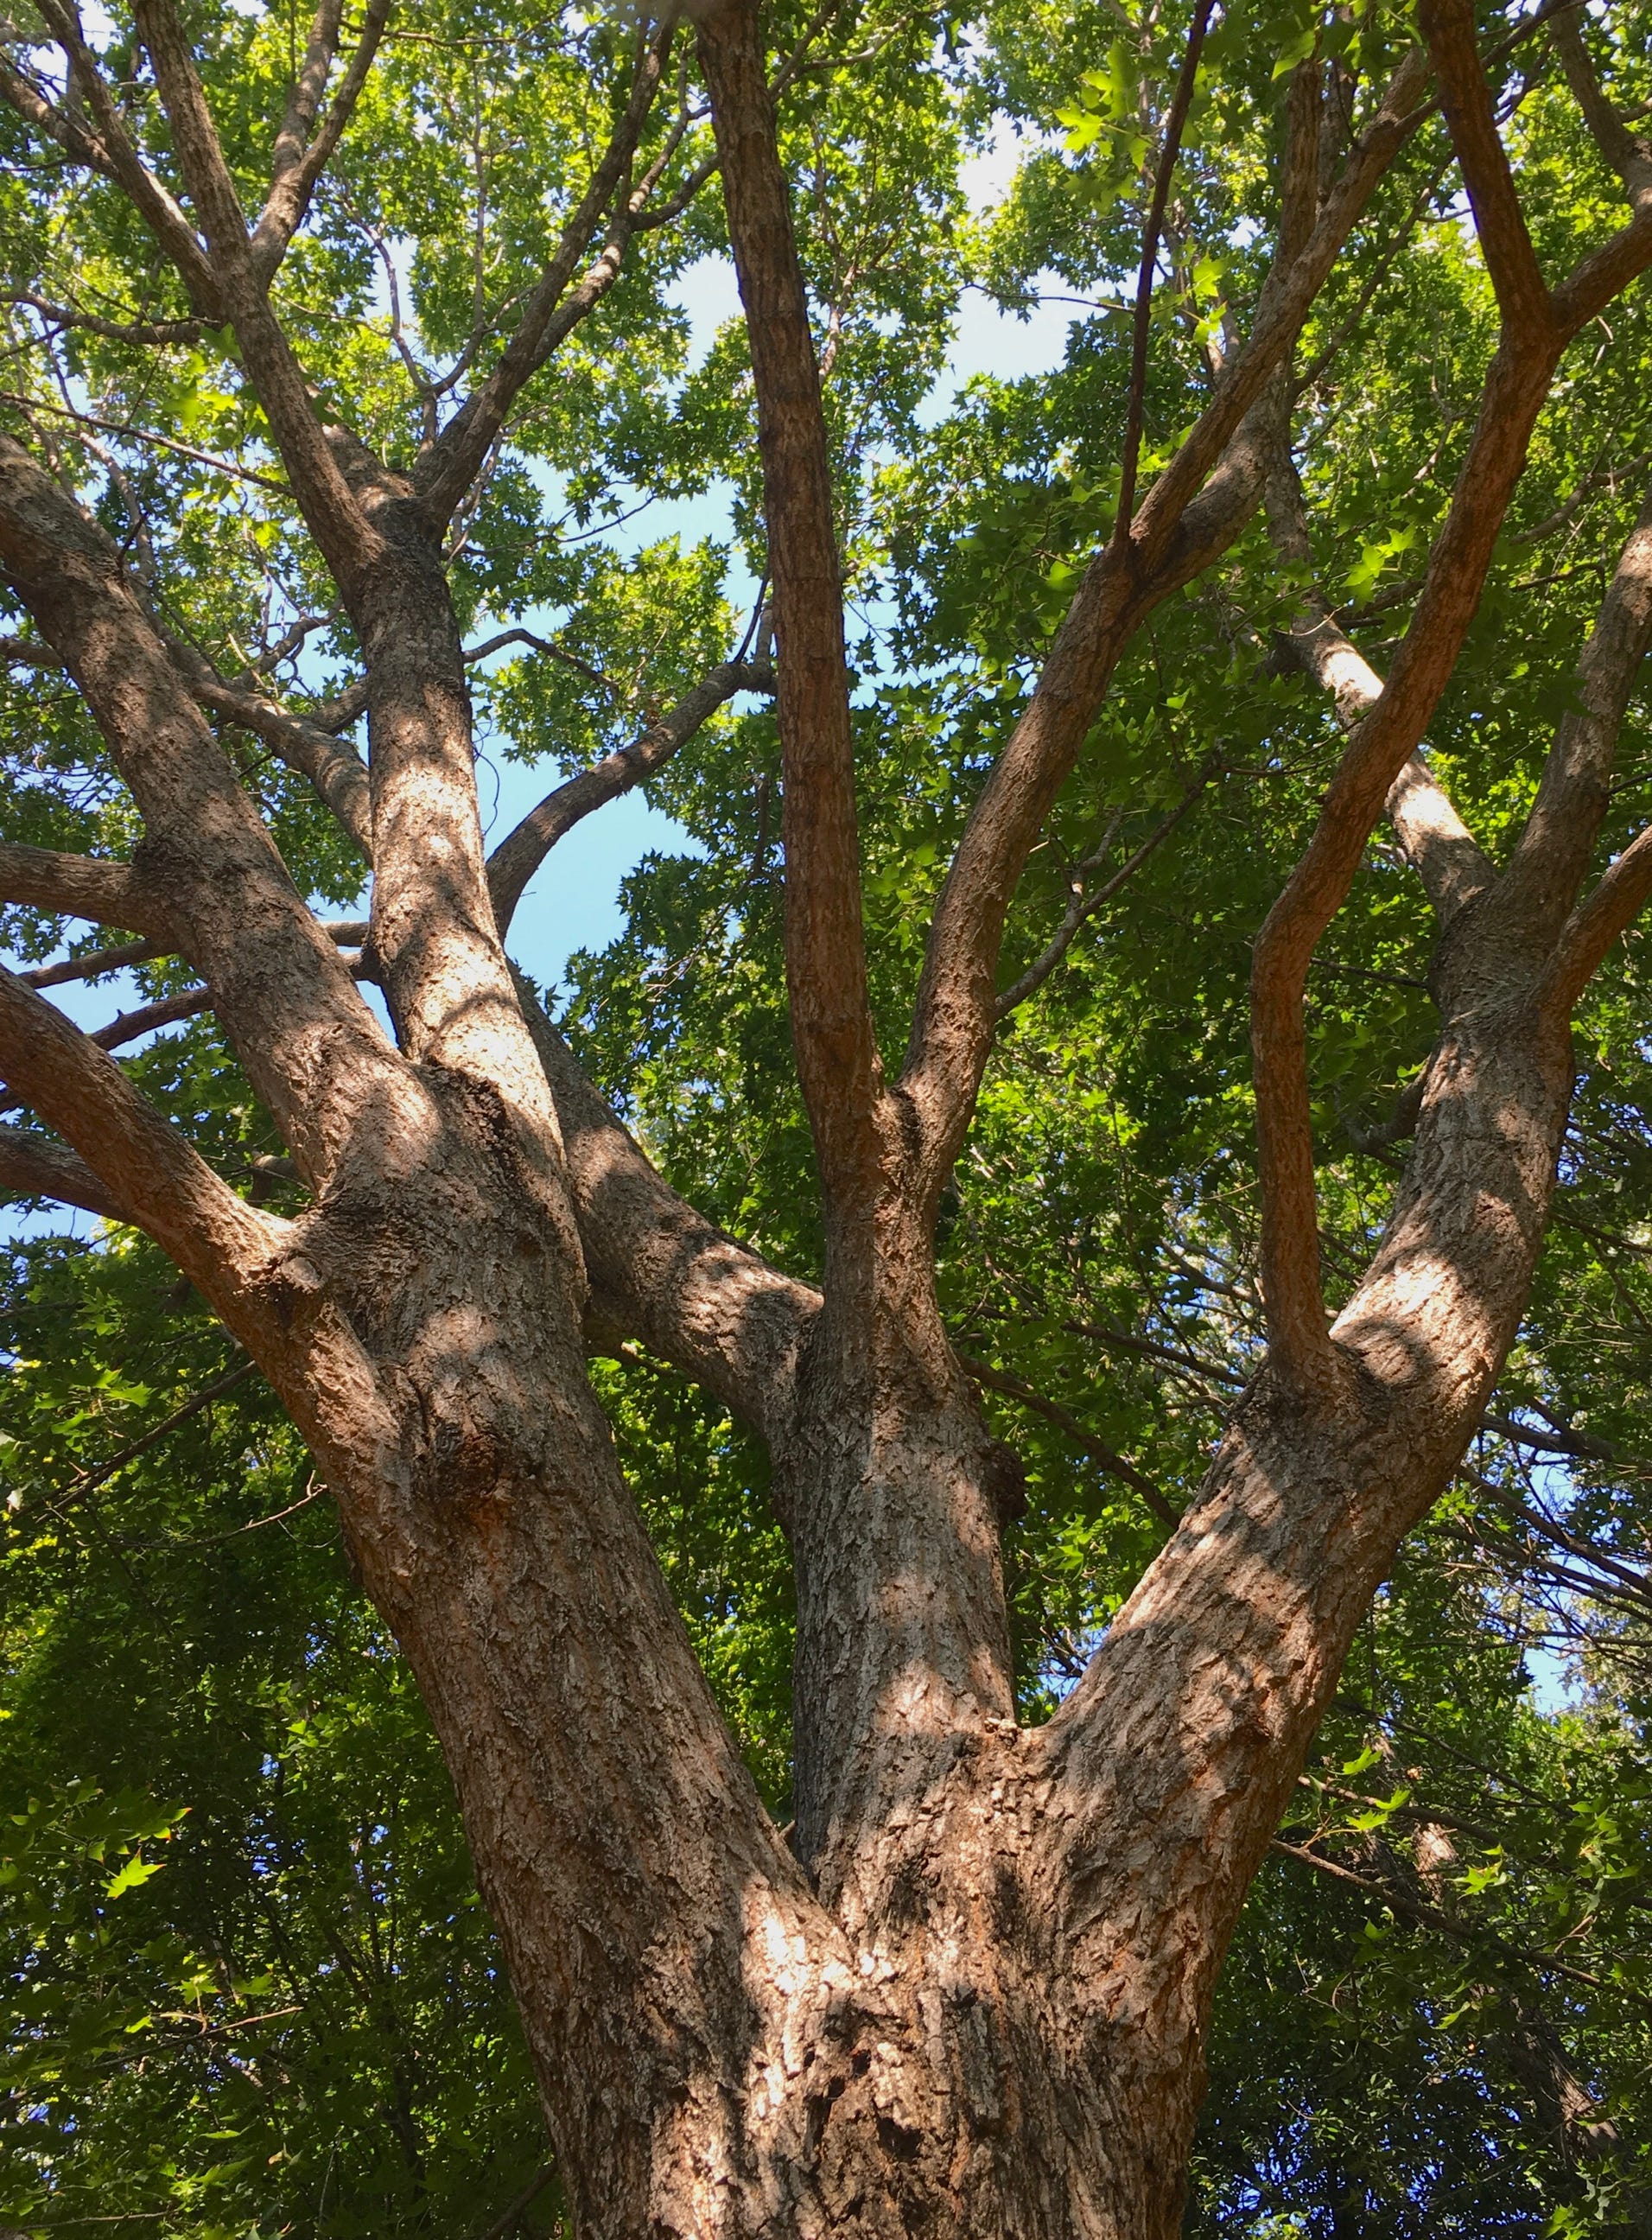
[0,0,1650,2228]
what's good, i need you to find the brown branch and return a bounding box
[487,658,774,934]
[1547,9,1652,203]
[18,920,366,992]
[1263,439,1494,922]
[1111,0,1217,552]
[517,982,816,1460]
[1420,0,1553,334]
[248,0,393,290]
[165,636,374,856]
[4,292,206,348]
[1269,1839,1636,2003]
[0,1121,126,1219]
[1536,820,1652,1021]
[0,964,278,1287]
[133,0,384,594]
[414,16,677,529]
[10,4,222,317]
[1494,475,1652,961]
[697,0,884,1243]
[0,841,173,937]
[38,1358,264,1514]
[1242,137,1652,1381]
[0,435,387,1184]
[0,389,290,495]
[897,49,1431,1214]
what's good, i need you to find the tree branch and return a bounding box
[487,658,774,934]
[413,16,677,530]
[248,0,393,290]
[517,982,816,1459]
[1547,8,1652,204]
[0,436,387,1184]
[1420,0,1553,334]
[132,0,384,594]
[1241,134,1652,1383]
[994,770,1215,1020]
[0,841,174,937]
[958,1351,1179,1527]
[0,1120,127,1220]
[14,3,222,317]
[697,0,885,1244]
[896,48,1430,1214]
[1111,0,1217,553]
[1263,440,1495,922]
[165,636,374,856]
[0,964,279,1286]
[1492,474,1652,958]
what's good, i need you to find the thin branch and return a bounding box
[896,48,1432,1215]
[34,1359,263,1516]
[0,389,290,494]
[248,0,394,290]
[10,3,221,316]
[414,15,678,527]
[958,1349,1180,1527]
[487,659,774,933]
[995,765,1217,1020]
[1270,1839,1640,2004]
[1111,0,1218,554]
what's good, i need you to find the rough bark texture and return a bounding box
[4,1,1652,2232]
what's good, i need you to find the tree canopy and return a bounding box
[2,0,1652,2231]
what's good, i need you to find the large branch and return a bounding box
[486,657,774,934]
[0,1121,126,1221]
[518,985,816,1457]
[1420,0,1550,329]
[895,49,1431,1212]
[413,17,677,530]
[0,964,280,1290]
[1246,13,1652,1388]
[0,436,386,1185]
[0,841,174,937]
[697,0,886,1241]
[1547,9,1652,205]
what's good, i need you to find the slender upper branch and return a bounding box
[1111,0,1217,550]
[248,0,393,290]
[16,2,223,317]
[133,0,385,593]
[413,16,677,531]
[697,0,886,1240]
[1492,475,1652,956]
[1547,8,1652,204]
[1262,440,1495,922]
[487,658,775,935]
[1419,0,1553,334]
